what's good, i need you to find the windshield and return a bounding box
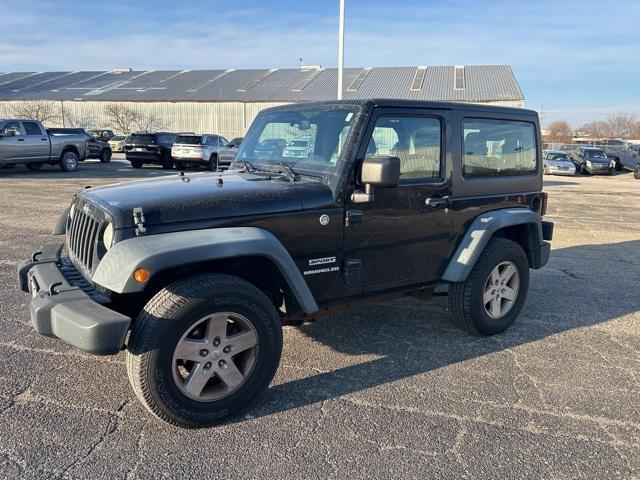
[548,153,569,161]
[585,149,606,159]
[233,105,358,188]
[111,136,124,141]
[175,135,203,145]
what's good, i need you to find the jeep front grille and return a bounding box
[67,199,105,274]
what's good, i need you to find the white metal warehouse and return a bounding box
[0,65,524,139]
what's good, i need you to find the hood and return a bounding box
[79,172,333,228]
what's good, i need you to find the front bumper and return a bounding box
[585,164,611,174]
[17,245,130,355]
[546,167,575,176]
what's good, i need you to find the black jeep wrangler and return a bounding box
[18,100,553,428]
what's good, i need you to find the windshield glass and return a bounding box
[585,149,606,159]
[548,152,569,161]
[176,135,203,145]
[111,136,124,141]
[233,105,359,188]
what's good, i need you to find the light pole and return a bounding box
[337,0,345,100]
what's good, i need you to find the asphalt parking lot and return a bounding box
[0,157,639,479]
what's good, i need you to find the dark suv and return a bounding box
[123,132,177,169]
[571,146,612,175]
[18,100,552,428]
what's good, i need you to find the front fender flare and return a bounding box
[441,208,544,283]
[92,227,318,314]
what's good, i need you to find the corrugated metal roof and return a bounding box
[0,65,523,102]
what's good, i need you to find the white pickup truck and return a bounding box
[0,119,87,172]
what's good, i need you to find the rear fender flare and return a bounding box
[442,208,543,283]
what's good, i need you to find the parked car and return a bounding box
[228,137,243,148]
[108,135,127,153]
[49,128,112,163]
[0,119,87,172]
[171,134,238,171]
[88,129,115,142]
[542,150,576,176]
[18,99,552,428]
[283,136,315,159]
[571,147,612,175]
[123,132,177,169]
[255,138,286,158]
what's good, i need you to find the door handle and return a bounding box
[345,209,364,226]
[17,138,24,142]
[425,196,450,207]
[41,138,48,141]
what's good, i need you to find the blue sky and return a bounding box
[1,0,639,126]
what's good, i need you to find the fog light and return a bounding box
[133,268,150,283]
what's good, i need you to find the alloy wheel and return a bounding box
[483,261,520,319]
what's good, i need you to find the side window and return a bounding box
[1,121,24,136]
[462,119,537,178]
[365,116,442,181]
[219,136,229,146]
[22,121,43,136]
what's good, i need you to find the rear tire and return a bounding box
[100,149,112,163]
[126,273,283,428]
[25,163,43,171]
[161,152,173,170]
[59,151,79,172]
[207,155,218,171]
[130,160,144,169]
[449,237,529,336]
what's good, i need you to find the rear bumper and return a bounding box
[125,152,161,162]
[533,220,553,269]
[17,245,130,355]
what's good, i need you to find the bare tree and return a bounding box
[606,113,636,138]
[103,104,165,134]
[547,121,573,143]
[630,121,640,139]
[581,121,612,140]
[63,111,96,130]
[9,101,60,124]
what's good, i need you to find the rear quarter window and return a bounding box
[462,119,537,178]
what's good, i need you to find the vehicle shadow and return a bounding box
[0,159,174,181]
[243,239,640,420]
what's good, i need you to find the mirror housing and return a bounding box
[352,156,401,203]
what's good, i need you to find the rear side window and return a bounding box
[23,121,43,136]
[177,135,203,145]
[463,119,537,178]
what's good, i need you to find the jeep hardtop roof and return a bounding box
[262,99,537,117]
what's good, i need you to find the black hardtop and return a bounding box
[262,99,537,117]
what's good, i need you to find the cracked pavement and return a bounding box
[0,159,639,479]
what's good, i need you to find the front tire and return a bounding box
[449,237,529,336]
[126,273,283,428]
[207,155,218,171]
[59,151,79,172]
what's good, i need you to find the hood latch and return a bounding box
[133,207,147,236]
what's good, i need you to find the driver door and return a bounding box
[343,108,454,292]
[0,121,27,163]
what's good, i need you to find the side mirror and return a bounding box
[352,156,400,203]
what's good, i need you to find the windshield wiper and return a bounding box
[232,159,257,173]
[261,161,297,182]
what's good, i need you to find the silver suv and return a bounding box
[171,134,238,171]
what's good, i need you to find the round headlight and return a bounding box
[69,202,76,220]
[102,222,114,250]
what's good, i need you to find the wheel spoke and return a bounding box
[227,330,257,354]
[490,266,500,285]
[501,286,517,301]
[483,287,494,305]
[183,363,211,397]
[174,338,207,362]
[490,298,501,317]
[500,264,517,283]
[217,362,245,390]
[205,315,228,344]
